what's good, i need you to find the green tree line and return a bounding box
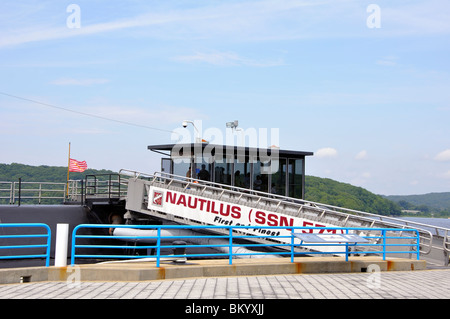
[305,176,402,216]
[384,193,450,216]
[0,163,118,204]
[0,163,117,183]
[387,198,450,218]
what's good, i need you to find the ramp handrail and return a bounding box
[121,169,447,235]
[0,223,52,267]
[70,224,420,267]
[84,174,128,199]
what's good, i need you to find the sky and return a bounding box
[0,0,449,196]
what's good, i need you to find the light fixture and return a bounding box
[226,120,239,130]
[182,120,204,143]
[226,120,244,146]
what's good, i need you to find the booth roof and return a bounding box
[148,143,314,158]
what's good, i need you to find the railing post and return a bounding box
[382,230,387,260]
[18,178,21,206]
[156,227,161,268]
[80,179,84,205]
[345,228,349,262]
[45,224,51,267]
[9,182,13,205]
[291,230,295,263]
[229,227,233,265]
[71,225,79,266]
[416,230,420,261]
[38,183,42,205]
[118,174,121,198]
[108,174,112,200]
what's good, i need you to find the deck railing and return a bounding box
[0,223,52,267]
[0,174,127,205]
[70,224,420,267]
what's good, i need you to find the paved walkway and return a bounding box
[1,269,449,300]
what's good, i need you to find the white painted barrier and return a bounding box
[55,223,69,267]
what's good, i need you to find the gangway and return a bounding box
[1,170,448,265]
[120,169,449,265]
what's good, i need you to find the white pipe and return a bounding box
[55,223,69,267]
[112,228,278,259]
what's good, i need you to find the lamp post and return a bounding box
[182,120,203,143]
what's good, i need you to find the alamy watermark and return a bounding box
[66,4,381,30]
[366,264,382,289]
[66,4,81,29]
[66,265,81,289]
[171,120,280,173]
[366,4,381,29]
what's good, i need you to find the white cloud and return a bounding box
[51,78,110,86]
[2,0,449,49]
[0,1,331,48]
[316,147,338,158]
[376,56,398,67]
[435,149,450,162]
[382,0,450,36]
[443,171,450,179]
[355,150,368,160]
[173,51,284,67]
[351,171,372,187]
[361,172,371,179]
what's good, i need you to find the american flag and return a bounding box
[69,158,88,172]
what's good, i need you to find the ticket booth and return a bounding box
[148,143,313,200]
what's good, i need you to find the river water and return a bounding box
[396,217,450,235]
[399,217,450,228]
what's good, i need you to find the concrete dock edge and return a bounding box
[0,257,427,285]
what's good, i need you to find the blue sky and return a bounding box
[0,0,449,195]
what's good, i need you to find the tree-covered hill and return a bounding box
[384,193,450,214]
[305,176,402,216]
[0,162,117,182]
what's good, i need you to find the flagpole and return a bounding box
[66,142,71,197]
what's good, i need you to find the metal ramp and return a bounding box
[120,169,449,266]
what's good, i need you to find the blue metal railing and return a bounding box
[0,223,52,267]
[70,224,420,267]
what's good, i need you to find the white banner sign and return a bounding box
[148,186,344,245]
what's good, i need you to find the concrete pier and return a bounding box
[0,256,426,284]
[2,257,450,302]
